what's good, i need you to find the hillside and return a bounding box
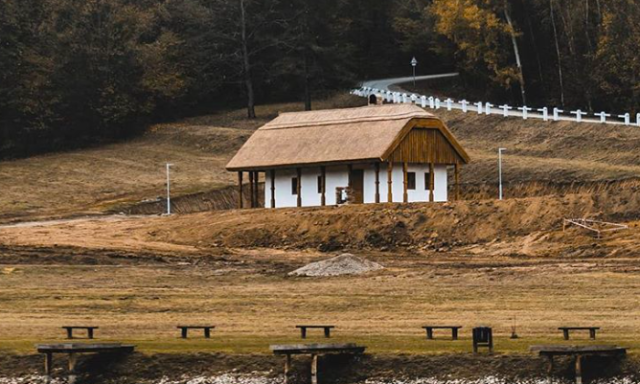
[0,95,364,223]
[3,96,640,223]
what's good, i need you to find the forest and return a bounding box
[1,0,639,158]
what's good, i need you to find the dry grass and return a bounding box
[0,245,639,355]
[0,94,366,223]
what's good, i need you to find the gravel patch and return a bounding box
[289,253,384,277]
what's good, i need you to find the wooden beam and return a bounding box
[249,172,255,208]
[374,163,380,203]
[254,171,260,207]
[44,352,53,376]
[454,163,460,201]
[284,355,292,384]
[296,168,302,207]
[429,163,435,202]
[311,354,318,384]
[387,161,393,203]
[320,166,326,206]
[270,170,276,208]
[237,172,243,209]
[347,164,353,188]
[402,162,408,203]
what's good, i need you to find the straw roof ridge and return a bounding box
[262,104,434,130]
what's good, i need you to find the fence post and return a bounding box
[460,100,468,113]
[410,94,417,104]
[499,104,512,117]
[537,107,549,121]
[619,113,630,125]
[595,112,611,123]
[518,106,532,120]
[636,113,640,127]
[445,98,453,111]
[435,98,441,109]
[553,108,563,121]
[421,95,427,108]
[485,102,493,115]
[475,102,483,115]
[428,96,435,109]
[571,110,587,122]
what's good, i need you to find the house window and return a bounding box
[291,177,298,195]
[317,175,323,194]
[424,172,432,190]
[407,172,416,190]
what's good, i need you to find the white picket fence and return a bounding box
[351,86,640,127]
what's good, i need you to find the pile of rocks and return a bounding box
[289,253,384,277]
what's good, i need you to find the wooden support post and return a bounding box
[311,354,318,384]
[284,354,292,384]
[296,168,302,207]
[347,164,353,188]
[454,163,460,201]
[237,172,243,209]
[429,163,435,202]
[374,163,380,203]
[575,355,583,384]
[402,162,408,203]
[320,166,326,206]
[249,171,255,208]
[44,352,53,375]
[546,355,555,377]
[68,353,78,372]
[270,170,276,208]
[387,161,393,202]
[253,171,260,208]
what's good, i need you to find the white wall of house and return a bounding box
[264,163,448,208]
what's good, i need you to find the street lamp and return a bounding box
[498,148,506,200]
[166,163,173,215]
[411,56,418,87]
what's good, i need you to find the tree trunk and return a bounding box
[550,0,566,106]
[303,50,312,111]
[240,0,256,119]
[503,4,526,105]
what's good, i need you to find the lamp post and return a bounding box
[498,148,506,200]
[166,163,173,215]
[411,57,418,87]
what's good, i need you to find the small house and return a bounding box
[226,102,470,208]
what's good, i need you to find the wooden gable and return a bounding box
[386,127,465,165]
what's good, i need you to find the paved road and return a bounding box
[361,73,459,92]
[359,74,637,127]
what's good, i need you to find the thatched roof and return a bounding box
[226,104,469,171]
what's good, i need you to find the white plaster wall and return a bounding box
[434,165,448,202]
[264,164,448,208]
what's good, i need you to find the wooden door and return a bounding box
[349,169,364,204]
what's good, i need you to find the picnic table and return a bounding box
[558,327,600,340]
[62,326,99,339]
[37,343,135,376]
[295,325,335,339]
[271,343,365,384]
[530,345,626,384]
[422,325,462,340]
[177,325,215,338]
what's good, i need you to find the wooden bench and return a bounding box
[62,326,99,339]
[558,327,600,340]
[295,325,335,339]
[422,325,462,340]
[177,325,215,338]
